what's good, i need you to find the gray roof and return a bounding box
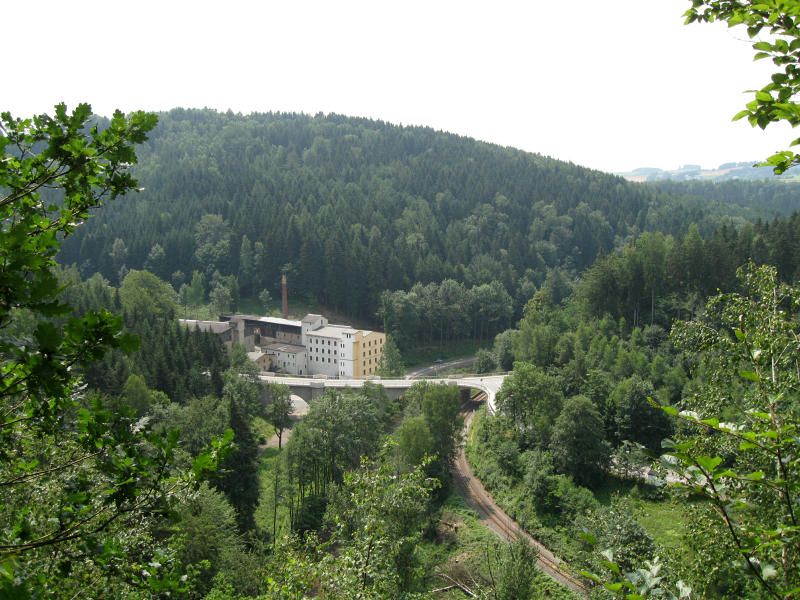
[307,325,356,339]
[223,314,301,327]
[263,342,306,354]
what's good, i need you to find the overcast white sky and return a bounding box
[3,0,793,173]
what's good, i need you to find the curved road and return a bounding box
[452,393,587,596]
[405,356,476,379]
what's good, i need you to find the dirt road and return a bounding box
[452,394,587,596]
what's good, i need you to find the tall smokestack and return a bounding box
[282,274,288,319]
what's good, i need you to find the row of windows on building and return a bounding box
[311,346,337,355]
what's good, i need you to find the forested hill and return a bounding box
[58,108,778,320]
[652,178,800,216]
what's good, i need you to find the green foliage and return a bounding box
[55,109,769,324]
[495,362,563,447]
[377,333,405,377]
[393,415,435,472]
[419,383,463,497]
[223,357,266,420]
[579,549,691,600]
[151,394,230,456]
[380,279,515,349]
[266,383,293,449]
[322,445,439,597]
[612,376,673,452]
[258,287,272,312]
[194,214,232,277]
[660,263,800,598]
[120,372,169,417]
[216,397,260,534]
[493,329,515,371]
[491,537,540,600]
[580,498,656,574]
[551,395,610,488]
[119,268,178,321]
[0,104,226,597]
[286,386,394,525]
[181,270,207,307]
[686,0,800,173]
[474,347,497,373]
[173,482,266,598]
[581,264,800,599]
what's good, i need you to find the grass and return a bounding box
[177,303,216,320]
[251,416,276,446]
[254,445,294,540]
[464,405,692,572]
[415,492,583,599]
[633,498,688,549]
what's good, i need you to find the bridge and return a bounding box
[258,374,505,412]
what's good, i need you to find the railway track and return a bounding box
[452,393,588,596]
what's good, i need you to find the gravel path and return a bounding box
[452,394,587,596]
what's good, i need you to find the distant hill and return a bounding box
[618,162,800,182]
[649,179,800,217]
[57,109,789,320]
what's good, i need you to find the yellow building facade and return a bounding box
[352,330,386,377]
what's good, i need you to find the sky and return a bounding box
[3,0,793,173]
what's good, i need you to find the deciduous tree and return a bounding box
[267,383,293,449]
[550,395,610,488]
[0,104,227,597]
[686,0,800,173]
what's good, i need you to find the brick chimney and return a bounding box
[282,274,288,319]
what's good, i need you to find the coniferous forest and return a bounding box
[56,109,800,326]
[4,65,800,599]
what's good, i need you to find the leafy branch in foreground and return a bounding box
[686,1,800,173]
[661,263,799,599]
[662,262,797,600]
[0,104,228,599]
[578,263,799,599]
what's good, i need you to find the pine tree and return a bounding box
[216,397,260,534]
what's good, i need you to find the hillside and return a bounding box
[58,109,780,321]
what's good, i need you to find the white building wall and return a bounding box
[306,332,339,378]
[339,331,355,378]
[267,348,307,376]
[301,315,327,347]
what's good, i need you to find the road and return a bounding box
[452,393,587,596]
[405,356,476,379]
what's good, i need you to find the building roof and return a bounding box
[179,319,232,334]
[222,314,301,328]
[301,313,323,323]
[247,351,267,361]
[263,342,306,354]
[307,325,358,339]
